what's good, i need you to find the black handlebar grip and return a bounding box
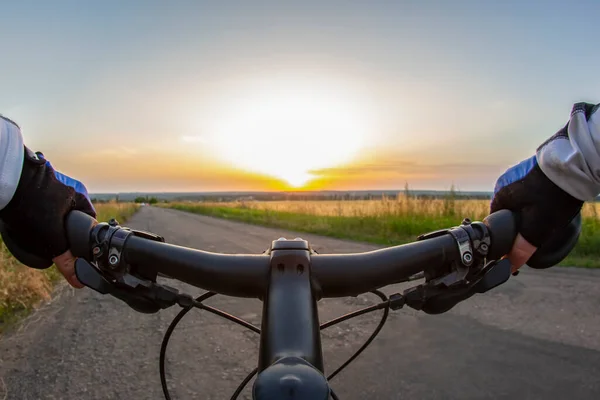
[527,212,581,269]
[66,211,98,259]
[483,209,518,260]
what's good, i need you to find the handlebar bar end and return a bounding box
[66,211,98,259]
[483,209,517,260]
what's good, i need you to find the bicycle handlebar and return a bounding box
[311,235,458,297]
[66,209,519,298]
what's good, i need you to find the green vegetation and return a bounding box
[165,199,600,268]
[134,196,158,204]
[0,203,139,332]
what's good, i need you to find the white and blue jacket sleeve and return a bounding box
[0,116,24,210]
[537,102,600,201]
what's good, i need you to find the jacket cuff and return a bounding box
[0,116,25,210]
[536,103,600,201]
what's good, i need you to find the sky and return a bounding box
[1,0,598,193]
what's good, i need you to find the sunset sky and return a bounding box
[1,0,598,193]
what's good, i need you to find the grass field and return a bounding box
[164,197,600,268]
[0,203,139,331]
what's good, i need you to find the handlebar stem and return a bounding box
[258,240,324,373]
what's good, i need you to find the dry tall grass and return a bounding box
[186,197,600,219]
[0,203,139,329]
[201,197,490,218]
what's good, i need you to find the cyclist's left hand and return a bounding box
[53,251,84,289]
[0,143,96,278]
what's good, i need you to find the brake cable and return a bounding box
[322,290,389,382]
[160,291,216,400]
[160,290,391,400]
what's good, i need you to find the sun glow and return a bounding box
[207,81,371,188]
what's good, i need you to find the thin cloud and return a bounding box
[76,147,139,160]
[310,161,416,176]
[181,135,208,143]
[310,160,506,177]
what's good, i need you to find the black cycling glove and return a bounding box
[490,156,583,248]
[0,147,96,269]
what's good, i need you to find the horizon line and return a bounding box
[90,189,495,195]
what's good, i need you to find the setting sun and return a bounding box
[206,80,371,188]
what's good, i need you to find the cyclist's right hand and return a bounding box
[0,116,96,285]
[489,102,600,270]
[490,157,583,271]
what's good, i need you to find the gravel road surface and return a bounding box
[2,206,600,399]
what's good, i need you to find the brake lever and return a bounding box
[75,259,161,313]
[397,258,513,314]
[75,259,193,314]
[75,258,113,294]
[472,258,512,293]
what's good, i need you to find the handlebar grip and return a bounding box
[527,212,581,269]
[66,211,98,259]
[483,209,518,260]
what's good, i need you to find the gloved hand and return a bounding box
[490,156,583,270]
[0,146,96,286]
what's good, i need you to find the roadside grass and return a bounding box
[163,198,600,268]
[0,203,139,332]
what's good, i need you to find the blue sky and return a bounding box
[1,0,598,192]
